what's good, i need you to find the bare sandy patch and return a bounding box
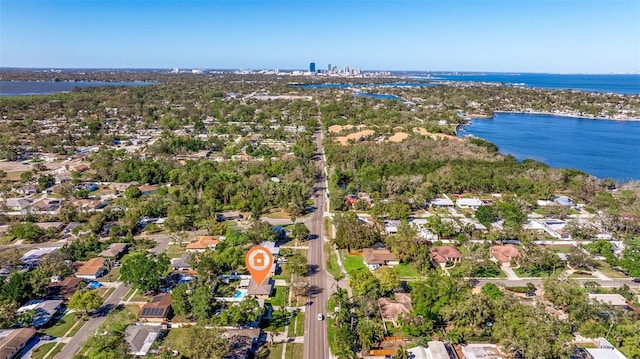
[413,127,462,141]
[335,129,376,146]
[328,125,344,133]
[388,132,409,143]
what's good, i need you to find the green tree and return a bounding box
[185,326,229,359]
[374,266,400,294]
[19,171,33,182]
[190,284,215,321]
[68,289,104,316]
[291,223,310,242]
[475,205,498,227]
[355,318,385,354]
[287,252,308,276]
[37,174,55,191]
[124,186,142,200]
[171,283,191,316]
[119,252,169,292]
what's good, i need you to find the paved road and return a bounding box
[54,283,131,359]
[303,129,330,359]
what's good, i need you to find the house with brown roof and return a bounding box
[185,236,220,252]
[429,245,462,269]
[490,244,520,267]
[139,293,172,323]
[362,248,399,271]
[138,184,158,195]
[98,243,128,259]
[378,293,413,325]
[0,328,36,359]
[48,277,83,301]
[75,257,107,279]
[247,278,274,299]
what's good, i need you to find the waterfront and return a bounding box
[458,113,640,181]
[0,81,156,96]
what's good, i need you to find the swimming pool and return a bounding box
[232,289,247,300]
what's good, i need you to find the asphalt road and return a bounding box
[303,129,330,359]
[54,283,131,359]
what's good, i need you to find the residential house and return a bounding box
[490,245,520,267]
[16,184,39,195]
[461,344,506,359]
[124,325,163,357]
[21,247,60,267]
[384,220,401,234]
[430,197,454,209]
[583,338,628,359]
[378,293,412,325]
[31,198,62,212]
[98,243,128,259]
[553,196,574,207]
[408,341,455,359]
[247,278,273,299]
[75,257,107,279]
[588,294,629,308]
[429,245,462,268]
[54,171,72,184]
[0,328,36,359]
[72,164,89,172]
[16,300,63,328]
[138,184,158,195]
[48,277,83,301]
[139,293,172,323]
[185,236,220,252]
[171,253,193,272]
[3,198,31,212]
[362,248,399,271]
[456,197,484,210]
[63,222,82,236]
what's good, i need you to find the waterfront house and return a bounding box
[429,245,462,268]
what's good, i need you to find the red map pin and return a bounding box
[245,246,273,286]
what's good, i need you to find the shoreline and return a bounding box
[480,110,640,122]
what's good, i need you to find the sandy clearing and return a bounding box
[388,132,409,143]
[413,127,462,141]
[335,129,376,146]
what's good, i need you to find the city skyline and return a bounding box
[1,0,639,73]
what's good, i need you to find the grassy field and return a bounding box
[394,263,419,277]
[287,312,304,337]
[342,252,365,274]
[44,313,77,337]
[271,286,289,307]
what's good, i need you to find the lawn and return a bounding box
[162,328,190,352]
[327,322,337,355]
[272,264,291,282]
[268,343,284,359]
[595,261,627,279]
[44,313,77,337]
[325,244,343,280]
[394,263,419,277]
[287,312,304,337]
[271,286,289,307]
[31,342,57,359]
[285,343,304,359]
[100,267,120,282]
[123,287,138,301]
[342,252,365,274]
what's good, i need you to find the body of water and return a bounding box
[458,113,640,181]
[432,73,640,95]
[355,92,406,102]
[0,81,156,96]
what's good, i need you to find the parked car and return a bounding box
[317,314,324,321]
[525,291,536,297]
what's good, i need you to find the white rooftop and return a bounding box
[588,294,628,307]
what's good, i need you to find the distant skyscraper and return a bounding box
[309,62,316,73]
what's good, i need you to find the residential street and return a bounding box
[303,129,331,359]
[54,283,131,359]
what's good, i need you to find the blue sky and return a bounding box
[1,0,639,73]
